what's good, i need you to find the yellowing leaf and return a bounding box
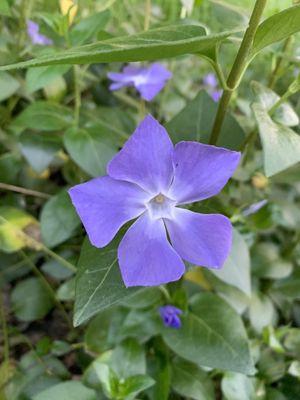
[0,207,40,253]
[59,0,78,25]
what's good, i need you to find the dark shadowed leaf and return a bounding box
[162,293,254,374]
[11,277,54,322]
[70,10,110,45]
[0,25,234,70]
[166,91,245,150]
[253,103,300,177]
[74,236,141,326]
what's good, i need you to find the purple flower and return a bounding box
[27,20,53,46]
[203,73,218,88]
[242,200,267,217]
[107,63,172,101]
[69,115,240,287]
[203,73,222,102]
[160,305,182,329]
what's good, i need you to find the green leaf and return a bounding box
[26,65,70,93]
[12,101,73,132]
[251,5,300,56]
[171,359,215,400]
[11,277,54,322]
[0,25,234,70]
[162,293,254,374]
[166,91,245,150]
[253,103,300,177]
[0,0,10,16]
[110,338,146,379]
[0,153,22,183]
[19,132,61,174]
[0,72,20,101]
[64,127,118,177]
[33,381,97,400]
[251,81,299,127]
[74,236,141,326]
[221,372,256,400]
[211,229,251,296]
[40,189,80,248]
[249,292,275,334]
[70,10,110,45]
[120,375,155,400]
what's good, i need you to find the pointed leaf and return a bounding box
[162,293,254,374]
[74,236,141,326]
[0,25,234,70]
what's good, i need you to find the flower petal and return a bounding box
[165,208,232,268]
[168,141,240,204]
[107,115,174,193]
[136,82,166,101]
[118,213,185,287]
[68,176,150,248]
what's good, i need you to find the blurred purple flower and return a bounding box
[203,72,222,102]
[27,20,53,46]
[203,73,218,88]
[160,305,182,329]
[107,63,172,101]
[69,115,240,287]
[242,199,267,217]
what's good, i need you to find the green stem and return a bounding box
[20,251,73,329]
[209,0,267,145]
[0,292,9,362]
[268,37,292,89]
[73,65,81,127]
[144,0,151,31]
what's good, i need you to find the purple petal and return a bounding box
[203,73,218,88]
[167,141,240,204]
[68,176,150,248]
[211,89,222,102]
[118,213,185,287]
[146,63,172,83]
[136,81,166,101]
[159,305,182,328]
[107,115,174,194]
[242,199,268,217]
[165,208,232,269]
[27,20,52,46]
[109,82,128,91]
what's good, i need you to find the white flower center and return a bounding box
[147,193,176,220]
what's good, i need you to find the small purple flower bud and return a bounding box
[159,305,182,329]
[27,20,53,46]
[211,90,222,102]
[242,199,268,217]
[203,73,218,88]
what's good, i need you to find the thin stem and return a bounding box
[19,251,73,329]
[209,0,267,145]
[0,292,9,362]
[268,37,292,89]
[0,182,51,199]
[73,66,81,127]
[144,0,151,31]
[42,246,77,273]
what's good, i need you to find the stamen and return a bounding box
[154,194,165,204]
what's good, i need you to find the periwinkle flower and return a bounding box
[69,115,240,287]
[160,305,182,329]
[107,63,172,101]
[27,20,53,46]
[203,72,222,102]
